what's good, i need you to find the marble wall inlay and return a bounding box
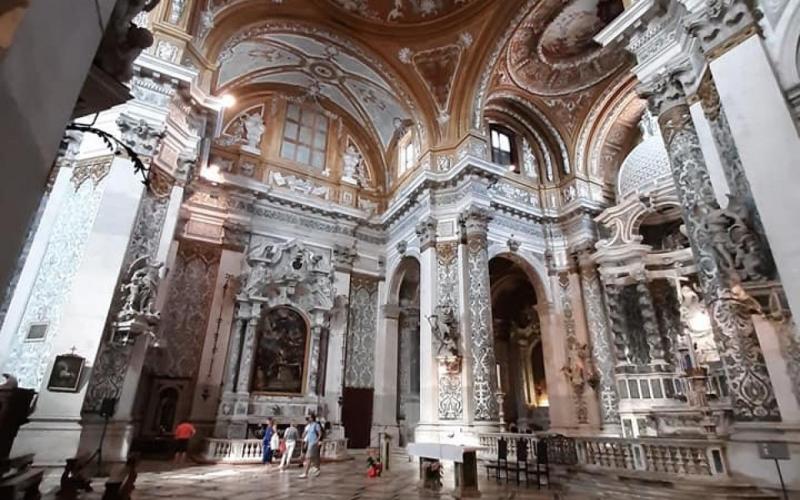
[345,275,379,388]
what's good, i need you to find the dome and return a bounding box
[616,134,672,198]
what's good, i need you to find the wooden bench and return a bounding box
[0,454,42,500]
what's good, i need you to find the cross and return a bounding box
[69,346,77,355]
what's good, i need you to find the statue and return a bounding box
[509,308,540,345]
[118,257,162,321]
[341,143,362,183]
[0,373,18,390]
[243,112,265,151]
[562,343,597,390]
[94,0,159,82]
[706,194,771,282]
[426,305,459,356]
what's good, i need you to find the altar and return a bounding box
[407,442,483,497]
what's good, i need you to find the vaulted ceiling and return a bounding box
[193,0,639,181]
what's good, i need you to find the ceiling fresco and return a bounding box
[217,23,416,148]
[326,0,479,25]
[507,0,626,96]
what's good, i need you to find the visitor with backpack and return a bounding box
[299,415,322,478]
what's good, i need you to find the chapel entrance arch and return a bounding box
[488,255,549,431]
[389,256,421,445]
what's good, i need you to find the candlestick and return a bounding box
[496,363,502,392]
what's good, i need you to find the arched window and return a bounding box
[490,126,517,172]
[397,133,415,176]
[280,103,328,169]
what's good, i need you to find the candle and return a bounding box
[496,363,502,392]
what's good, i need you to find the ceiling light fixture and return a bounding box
[220,93,236,108]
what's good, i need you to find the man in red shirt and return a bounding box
[173,421,196,464]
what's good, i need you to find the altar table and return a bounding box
[407,442,483,497]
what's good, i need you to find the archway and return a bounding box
[489,256,549,431]
[390,257,421,446]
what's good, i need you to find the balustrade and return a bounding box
[477,433,726,477]
[202,438,349,463]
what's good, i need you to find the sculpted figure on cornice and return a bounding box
[240,239,334,313]
[94,0,158,82]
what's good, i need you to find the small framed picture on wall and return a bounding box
[47,353,85,392]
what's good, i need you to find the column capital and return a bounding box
[116,112,166,158]
[637,76,688,118]
[684,0,758,59]
[458,205,492,239]
[415,216,438,251]
[333,243,358,271]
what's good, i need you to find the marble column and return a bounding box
[416,216,439,426]
[436,240,464,422]
[640,78,780,421]
[214,301,249,438]
[578,252,620,432]
[460,206,499,422]
[688,3,800,320]
[323,253,353,430]
[634,274,665,365]
[602,282,628,367]
[372,302,400,433]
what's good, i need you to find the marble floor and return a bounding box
[49,451,575,500]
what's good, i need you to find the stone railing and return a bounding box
[201,438,349,464]
[573,436,727,476]
[477,433,727,477]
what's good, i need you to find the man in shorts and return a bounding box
[173,421,196,463]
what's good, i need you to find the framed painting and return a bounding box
[47,353,85,392]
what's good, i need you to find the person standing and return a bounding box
[173,421,196,464]
[269,422,280,463]
[299,415,322,478]
[262,418,274,466]
[280,422,299,470]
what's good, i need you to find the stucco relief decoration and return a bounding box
[345,276,379,388]
[269,171,329,199]
[116,113,166,158]
[217,23,417,148]
[398,33,472,124]
[507,0,626,96]
[328,0,476,24]
[240,239,334,314]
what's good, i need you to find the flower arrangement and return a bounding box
[421,460,442,490]
[366,450,383,478]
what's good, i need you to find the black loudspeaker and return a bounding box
[100,397,117,419]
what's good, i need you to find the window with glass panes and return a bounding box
[398,138,414,175]
[280,103,328,169]
[490,127,513,166]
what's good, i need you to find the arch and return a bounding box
[487,248,552,305]
[769,0,800,90]
[386,254,422,304]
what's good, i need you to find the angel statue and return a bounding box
[118,257,163,320]
[427,305,459,356]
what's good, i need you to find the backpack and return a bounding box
[316,422,325,441]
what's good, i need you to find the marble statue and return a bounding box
[706,194,770,282]
[341,143,362,183]
[95,0,158,82]
[243,113,265,151]
[427,305,459,356]
[562,343,597,389]
[118,257,163,321]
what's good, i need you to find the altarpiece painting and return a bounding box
[252,307,308,394]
